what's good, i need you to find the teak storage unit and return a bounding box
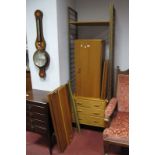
[68,5,115,128]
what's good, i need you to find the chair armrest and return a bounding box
[104,98,117,125]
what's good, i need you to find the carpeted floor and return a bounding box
[26,128,128,155]
[27,128,104,155]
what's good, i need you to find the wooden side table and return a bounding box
[26,89,54,154]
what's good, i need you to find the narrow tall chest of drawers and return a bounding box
[26,89,54,153]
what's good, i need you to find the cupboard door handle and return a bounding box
[84,45,87,48]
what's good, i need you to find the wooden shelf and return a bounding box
[69,20,109,26]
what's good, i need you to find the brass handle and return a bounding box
[77,110,83,112]
[93,121,98,123]
[94,105,100,107]
[78,68,81,73]
[93,113,100,115]
[77,102,82,105]
[77,103,89,108]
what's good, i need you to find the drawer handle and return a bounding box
[77,103,89,108]
[77,103,83,105]
[94,105,100,107]
[77,110,83,113]
[93,113,100,116]
[93,121,98,123]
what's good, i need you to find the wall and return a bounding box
[27,0,75,91]
[27,0,128,91]
[56,0,75,85]
[75,0,129,70]
[26,0,60,91]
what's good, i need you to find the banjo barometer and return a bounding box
[33,10,50,78]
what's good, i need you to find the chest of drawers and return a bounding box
[26,89,54,153]
[73,96,107,127]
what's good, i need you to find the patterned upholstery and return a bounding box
[117,74,129,112]
[103,72,129,155]
[103,112,129,146]
[104,98,117,119]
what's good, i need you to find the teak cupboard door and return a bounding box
[74,40,104,98]
[48,91,67,152]
[48,85,73,152]
[57,86,73,144]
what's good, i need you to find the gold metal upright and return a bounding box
[107,4,115,100]
[68,81,81,132]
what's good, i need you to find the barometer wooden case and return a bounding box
[33,10,50,78]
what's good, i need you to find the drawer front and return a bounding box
[26,118,32,130]
[30,105,48,114]
[78,114,104,127]
[26,101,48,115]
[76,106,104,117]
[26,100,53,135]
[31,119,48,128]
[72,97,107,127]
[75,98,106,110]
[72,112,104,127]
[26,101,50,124]
[31,112,48,122]
[33,126,47,134]
[27,101,47,107]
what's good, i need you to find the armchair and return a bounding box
[103,66,129,154]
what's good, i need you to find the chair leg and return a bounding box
[121,147,129,155]
[104,141,124,155]
[103,141,109,155]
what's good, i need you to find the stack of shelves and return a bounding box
[68,4,115,128]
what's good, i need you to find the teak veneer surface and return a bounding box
[48,85,73,152]
[74,40,104,98]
